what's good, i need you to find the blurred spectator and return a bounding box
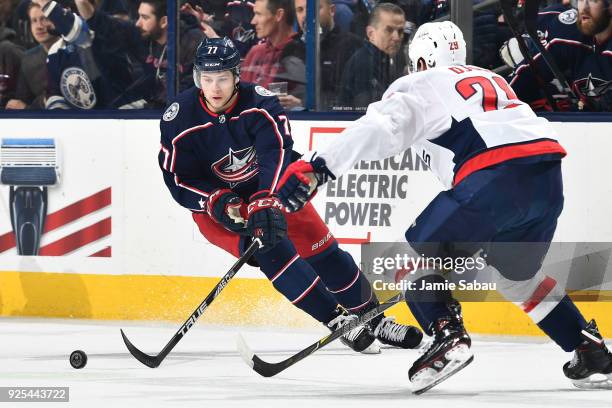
[0,0,25,107]
[180,2,220,38]
[333,0,357,33]
[509,2,612,111]
[99,0,130,21]
[223,0,258,56]
[241,0,302,92]
[136,0,203,107]
[6,1,59,109]
[339,2,406,110]
[179,1,258,53]
[280,0,362,110]
[40,0,146,109]
[12,0,37,48]
[472,4,502,69]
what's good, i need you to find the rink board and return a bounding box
[0,118,611,335]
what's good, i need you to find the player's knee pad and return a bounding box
[489,265,565,323]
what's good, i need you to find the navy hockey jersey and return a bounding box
[509,8,612,111]
[159,83,294,212]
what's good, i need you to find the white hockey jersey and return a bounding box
[319,65,566,189]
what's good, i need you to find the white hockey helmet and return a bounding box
[408,21,467,72]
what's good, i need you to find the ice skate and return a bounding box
[563,319,612,390]
[327,307,380,354]
[408,301,473,394]
[372,316,423,349]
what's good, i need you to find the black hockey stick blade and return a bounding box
[237,292,404,377]
[120,238,262,368]
[120,329,162,368]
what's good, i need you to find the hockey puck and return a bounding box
[70,350,87,369]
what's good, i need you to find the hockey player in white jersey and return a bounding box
[275,21,612,394]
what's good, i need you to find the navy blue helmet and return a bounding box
[193,37,241,89]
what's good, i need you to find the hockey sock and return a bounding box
[537,295,587,352]
[307,247,375,312]
[404,274,455,336]
[254,239,339,323]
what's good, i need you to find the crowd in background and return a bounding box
[0,0,609,112]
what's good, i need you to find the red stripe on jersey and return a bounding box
[198,91,239,116]
[522,276,557,313]
[453,139,567,186]
[169,123,214,172]
[174,174,210,200]
[160,144,170,170]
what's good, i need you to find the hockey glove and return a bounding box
[276,157,335,212]
[206,188,247,233]
[245,195,287,252]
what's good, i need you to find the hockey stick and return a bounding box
[237,292,404,377]
[500,0,557,109]
[120,238,262,368]
[523,0,578,100]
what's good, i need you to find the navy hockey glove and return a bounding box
[206,188,247,233]
[276,157,335,212]
[245,195,287,252]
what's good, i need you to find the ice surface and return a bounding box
[1,318,610,408]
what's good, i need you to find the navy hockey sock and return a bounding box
[537,295,587,352]
[254,239,338,323]
[307,247,374,312]
[404,275,455,335]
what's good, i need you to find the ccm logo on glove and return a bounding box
[247,197,284,214]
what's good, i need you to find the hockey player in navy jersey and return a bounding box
[275,22,612,393]
[158,36,422,353]
[508,1,612,111]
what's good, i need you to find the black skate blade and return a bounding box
[412,355,474,395]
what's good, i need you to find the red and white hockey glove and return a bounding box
[206,188,247,233]
[276,157,335,212]
[245,194,287,252]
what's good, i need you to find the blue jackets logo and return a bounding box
[60,67,96,109]
[558,9,577,25]
[211,146,258,187]
[163,102,180,121]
